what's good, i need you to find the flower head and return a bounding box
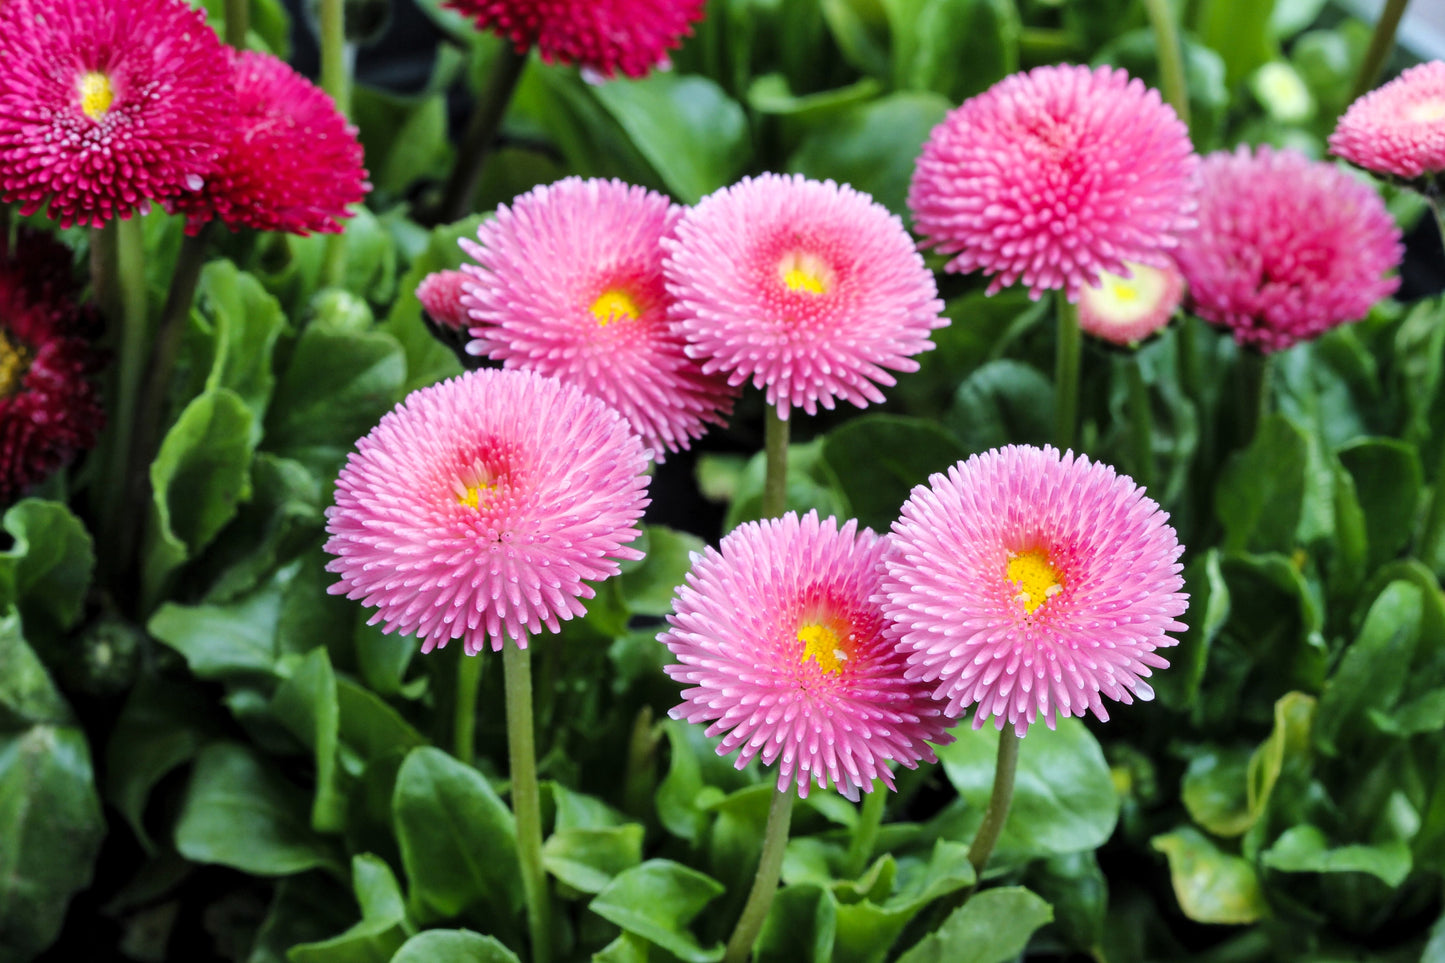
[663,511,955,799]
[324,368,651,654]
[908,64,1198,301]
[1077,258,1185,345]
[1174,146,1402,353]
[169,50,368,236]
[443,0,705,79]
[461,177,735,460]
[0,231,106,503]
[1330,61,1445,181]
[417,270,473,331]
[0,0,232,228]
[882,445,1187,736]
[664,173,946,419]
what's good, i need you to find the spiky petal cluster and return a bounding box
[664,173,946,419]
[324,368,651,654]
[461,177,735,460]
[1330,61,1445,180]
[443,0,706,78]
[908,64,1198,301]
[883,446,1187,736]
[416,270,473,331]
[0,231,105,503]
[0,0,232,228]
[169,50,368,236]
[1174,146,1402,354]
[1077,258,1185,345]
[663,511,955,799]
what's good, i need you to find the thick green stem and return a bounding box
[224,0,249,46]
[454,649,483,763]
[100,216,149,575]
[966,729,1022,876]
[318,0,348,114]
[843,782,886,879]
[723,789,795,963]
[503,644,552,963]
[1125,361,1154,492]
[1141,0,1190,127]
[762,404,789,520]
[439,44,530,223]
[1054,292,1082,452]
[1350,0,1411,102]
[1238,349,1273,447]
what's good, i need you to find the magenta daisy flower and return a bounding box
[169,50,368,236]
[882,446,1187,736]
[417,270,473,331]
[1330,61,1445,181]
[664,173,946,419]
[443,0,705,79]
[0,0,232,229]
[908,64,1198,301]
[324,368,651,654]
[460,177,735,460]
[662,511,955,799]
[1077,258,1185,346]
[1174,146,1402,354]
[0,231,106,503]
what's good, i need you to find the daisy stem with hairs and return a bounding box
[1141,0,1190,127]
[503,643,552,963]
[224,0,248,46]
[1351,0,1411,102]
[98,216,150,577]
[454,649,482,763]
[1238,350,1273,445]
[762,404,789,519]
[843,781,886,879]
[318,0,350,288]
[1415,197,1445,569]
[1055,292,1082,451]
[967,729,1021,876]
[724,789,795,963]
[440,43,530,223]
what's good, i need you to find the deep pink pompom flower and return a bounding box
[443,0,706,79]
[908,64,1198,301]
[324,368,651,655]
[664,173,946,419]
[0,231,106,503]
[1331,61,1445,180]
[169,50,368,236]
[417,270,473,331]
[460,177,735,460]
[882,446,1187,736]
[1077,258,1185,346]
[663,511,955,799]
[0,0,232,228]
[1174,146,1402,354]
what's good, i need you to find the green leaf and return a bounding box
[1182,748,1254,838]
[944,359,1054,456]
[0,612,70,729]
[149,579,286,681]
[0,723,105,962]
[390,930,521,963]
[1262,825,1411,887]
[0,499,94,636]
[351,87,453,199]
[271,648,347,832]
[756,883,836,963]
[1153,549,1229,709]
[1315,581,1421,756]
[176,742,341,876]
[381,216,482,394]
[393,747,522,923]
[188,260,289,429]
[820,415,967,534]
[1338,439,1423,570]
[618,526,706,617]
[895,886,1052,963]
[884,0,1019,103]
[1151,827,1267,924]
[1246,691,1316,832]
[1214,413,1308,553]
[336,678,426,764]
[937,719,1119,865]
[543,824,645,895]
[202,453,325,603]
[286,855,412,963]
[589,860,726,963]
[1196,0,1279,88]
[1022,853,1105,955]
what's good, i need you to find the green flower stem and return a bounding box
[1054,292,1082,452]
[1141,0,1190,127]
[723,788,795,963]
[224,0,249,47]
[1238,349,1273,446]
[966,728,1021,876]
[622,705,661,820]
[453,649,483,763]
[439,43,530,223]
[1350,0,1411,102]
[1420,197,1445,572]
[762,403,789,519]
[843,781,886,879]
[503,643,552,963]
[1125,360,1154,492]
[318,0,351,289]
[99,216,149,576]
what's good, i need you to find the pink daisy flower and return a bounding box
[0,0,232,229]
[460,177,735,461]
[169,50,368,236]
[664,173,946,419]
[882,446,1187,736]
[443,0,706,79]
[1330,61,1445,181]
[416,270,473,331]
[324,368,651,655]
[662,511,955,799]
[1077,258,1185,346]
[908,64,1198,301]
[1174,146,1402,354]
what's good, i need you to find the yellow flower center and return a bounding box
[591,288,642,325]
[1407,98,1445,125]
[1006,549,1064,615]
[778,252,832,295]
[0,330,30,399]
[798,622,849,674]
[457,482,496,510]
[1108,279,1140,303]
[79,71,115,121]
